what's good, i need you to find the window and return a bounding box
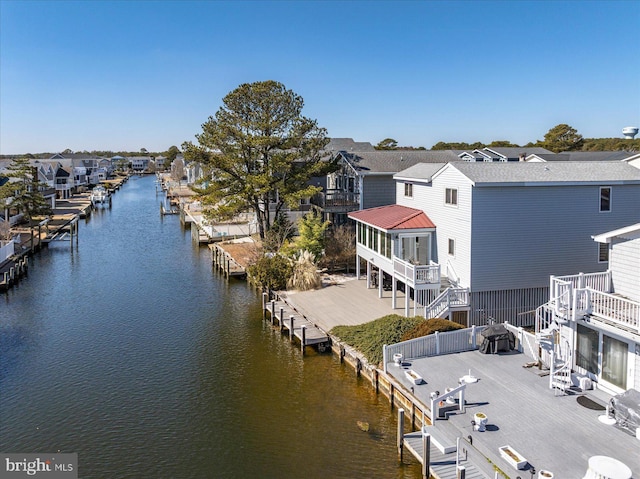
[598,243,609,263]
[600,187,611,212]
[448,238,455,256]
[602,335,628,390]
[404,182,413,198]
[576,324,598,374]
[384,233,392,258]
[445,188,458,206]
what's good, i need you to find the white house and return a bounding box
[535,223,640,395]
[349,161,640,326]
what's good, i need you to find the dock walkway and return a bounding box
[262,294,329,352]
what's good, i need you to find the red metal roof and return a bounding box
[348,205,436,230]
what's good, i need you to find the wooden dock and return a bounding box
[0,255,28,292]
[210,243,247,277]
[398,412,490,479]
[262,293,330,354]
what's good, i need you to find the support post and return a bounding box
[270,300,275,324]
[397,408,405,461]
[289,316,295,341]
[278,307,284,327]
[422,432,431,479]
[262,293,267,319]
[300,325,306,355]
[457,465,466,479]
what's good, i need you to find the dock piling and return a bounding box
[397,408,405,461]
[289,316,295,342]
[422,432,431,479]
[300,325,306,355]
[278,307,283,327]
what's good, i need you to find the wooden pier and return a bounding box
[262,292,330,354]
[210,243,247,277]
[0,255,28,292]
[398,409,489,479]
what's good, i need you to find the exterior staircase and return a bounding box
[423,278,470,320]
[535,302,574,395]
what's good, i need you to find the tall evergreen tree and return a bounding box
[182,80,332,239]
[5,157,52,223]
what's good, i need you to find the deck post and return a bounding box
[422,432,431,479]
[270,300,275,323]
[278,307,284,327]
[457,465,466,479]
[374,369,379,393]
[382,345,388,374]
[355,358,361,377]
[262,293,267,319]
[397,408,405,461]
[390,383,395,409]
[300,325,306,355]
[289,316,295,341]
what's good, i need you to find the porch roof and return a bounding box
[348,204,435,230]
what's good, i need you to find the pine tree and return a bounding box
[5,157,52,223]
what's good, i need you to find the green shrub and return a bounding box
[331,314,424,365]
[248,254,292,291]
[401,317,464,341]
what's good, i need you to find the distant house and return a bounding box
[535,222,640,395]
[129,156,151,173]
[526,150,640,165]
[313,149,459,225]
[457,146,553,162]
[349,161,640,325]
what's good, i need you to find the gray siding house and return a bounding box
[316,150,460,225]
[350,161,640,326]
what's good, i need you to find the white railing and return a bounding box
[445,260,460,286]
[0,240,15,263]
[383,325,486,372]
[576,289,640,333]
[423,287,470,319]
[551,271,611,296]
[392,258,440,287]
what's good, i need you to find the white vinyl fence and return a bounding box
[383,325,487,373]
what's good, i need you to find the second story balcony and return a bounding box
[311,189,360,213]
[550,271,640,335]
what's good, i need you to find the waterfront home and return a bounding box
[313,149,459,225]
[129,156,151,173]
[536,222,640,395]
[349,161,640,326]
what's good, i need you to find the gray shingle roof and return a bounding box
[343,150,460,174]
[325,138,375,152]
[449,161,640,185]
[394,163,447,181]
[557,151,638,161]
[484,146,553,158]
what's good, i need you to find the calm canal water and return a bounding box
[0,175,420,478]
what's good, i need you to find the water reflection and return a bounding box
[0,176,420,478]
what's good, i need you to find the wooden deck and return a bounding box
[387,349,640,479]
[275,277,640,479]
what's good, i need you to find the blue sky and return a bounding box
[1,0,639,154]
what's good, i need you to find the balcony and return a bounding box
[311,189,360,213]
[393,258,440,290]
[550,272,640,335]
